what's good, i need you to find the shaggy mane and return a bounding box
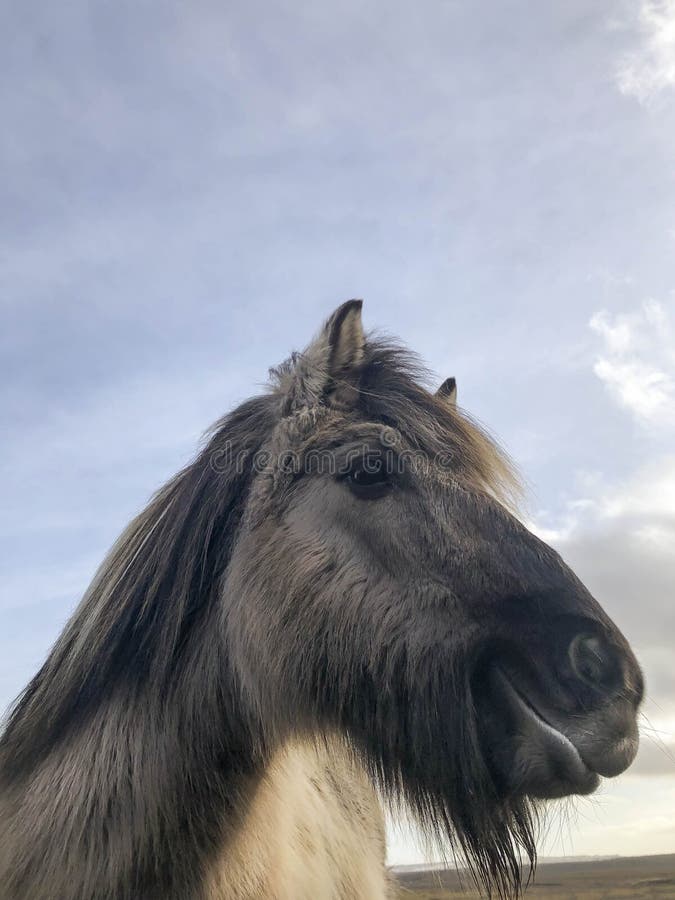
[0,396,277,776]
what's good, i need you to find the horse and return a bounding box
[0,300,643,899]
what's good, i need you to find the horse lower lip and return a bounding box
[496,671,588,761]
[490,668,600,796]
[494,671,639,780]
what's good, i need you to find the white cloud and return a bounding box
[530,455,675,530]
[616,0,675,104]
[589,299,675,427]
[598,456,675,520]
[530,455,675,568]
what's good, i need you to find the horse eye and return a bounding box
[342,459,391,499]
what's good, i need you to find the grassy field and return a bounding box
[392,854,675,899]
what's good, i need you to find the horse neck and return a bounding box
[0,620,262,900]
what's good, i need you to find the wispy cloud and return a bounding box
[616,0,675,104]
[589,299,675,427]
[530,455,675,540]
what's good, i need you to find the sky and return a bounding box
[1,0,675,866]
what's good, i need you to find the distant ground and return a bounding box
[392,854,675,898]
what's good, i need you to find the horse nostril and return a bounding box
[568,633,618,690]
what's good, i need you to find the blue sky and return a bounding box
[2,0,675,863]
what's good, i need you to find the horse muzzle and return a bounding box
[475,627,643,800]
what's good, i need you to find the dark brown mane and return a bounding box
[1,395,276,776]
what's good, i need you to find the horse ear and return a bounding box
[325,299,365,374]
[284,300,365,412]
[436,376,457,405]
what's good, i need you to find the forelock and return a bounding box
[270,336,521,508]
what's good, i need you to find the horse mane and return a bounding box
[0,394,277,777]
